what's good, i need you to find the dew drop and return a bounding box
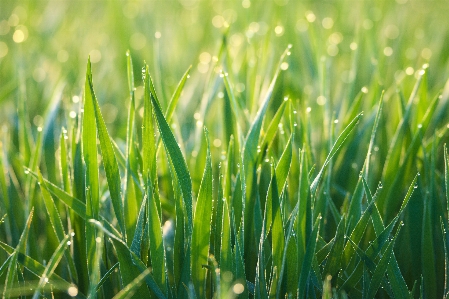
[24,170,30,174]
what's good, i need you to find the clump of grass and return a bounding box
[1,2,449,297]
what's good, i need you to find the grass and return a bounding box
[1,0,449,298]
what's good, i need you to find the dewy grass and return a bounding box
[1,1,449,298]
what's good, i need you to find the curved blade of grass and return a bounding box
[96,262,119,292]
[0,241,83,297]
[90,78,126,239]
[130,195,147,257]
[146,184,167,295]
[220,201,233,294]
[59,129,72,194]
[83,58,99,220]
[297,149,312,272]
[269,161,284,293]
[112,267,152,299]
[32,233,71,299]
[37,170,78,282]
[150,92,193,238]
[89,220,165,298]
[3,209,33,299]
[257,101,287,163]
[277,202,299,298]
[266,135,292,232]
[367,230,399,299]
[310,112,362,196]
[323,216,345,280]
[298,216,320,299]
[26,168,86,219]
[191,127,213,298]
[165,65,192,122]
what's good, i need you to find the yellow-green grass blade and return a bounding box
[191,127,213,298]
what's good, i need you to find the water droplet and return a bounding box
[334,119,339,124]
[359,171,363,178]
[288,44,292,49]
[294,123,297,127]
[71,232,75,237]
[24,170,30,174]
[417,124,422,129]
[414,184,418,189]
[293,110,297,114]
[67,241,72,246]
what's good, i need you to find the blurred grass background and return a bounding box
[1,0,449,139]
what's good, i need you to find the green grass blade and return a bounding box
[32,233,71,299]
[0,241,81,297]
[220,201,233,295]
[90,77,126,239]
[191,127,213,298]
[83,58,99,220]
[150,92,193,238]
[146,185,167,296]
[3,209,33,299]
[90,220,165,298]
[37,170,78,282]
[165,65,191,122]
[27,169,86,219]
[59,129,72,194]
[367,231,398,299]
[96,262,119,292]
[266,135,292,232]
[323,216,345,280]
[310,112,362,195]
[298,216,320,299]
[112,267,152,299]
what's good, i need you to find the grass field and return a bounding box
[1,0,449,298]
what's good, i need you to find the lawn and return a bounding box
[1,0,449,298]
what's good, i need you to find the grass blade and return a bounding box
[191,128,213,298]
